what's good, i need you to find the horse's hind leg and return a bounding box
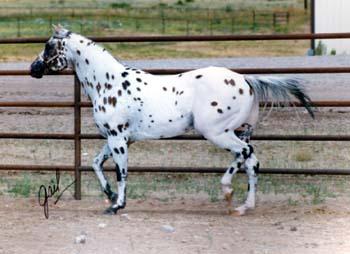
[220,152,245,213]
[203,132,248,208]
[92,143,117,203]
[234,153,259,216]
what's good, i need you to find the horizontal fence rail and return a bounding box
[0,164,349,175]
[2,32,350,44]
[3,67,350,76]
[1,33,350,200]
[0,133,350,142]
[0,101,348,107]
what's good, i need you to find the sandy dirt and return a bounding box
[1,58,350,254]
[1,195,350,254]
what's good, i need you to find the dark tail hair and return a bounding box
[244,75,314,119]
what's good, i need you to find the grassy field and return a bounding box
[0,0,311,61]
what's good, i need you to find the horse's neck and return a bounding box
[66,34,125,101]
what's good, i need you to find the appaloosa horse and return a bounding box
[30,25,314,215]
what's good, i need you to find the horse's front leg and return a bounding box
[92,143,117,203]
[104,136,128,215]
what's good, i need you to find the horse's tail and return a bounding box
[244,75,315,119]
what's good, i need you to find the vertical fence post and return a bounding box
[231,16,235,34]
[161,16,165,34]
[252,10,256,31]
[80,16,83,34]
[49,17,53,33]
[17,18,21,37]
[186,20,190,35]
[209,18,213,35]
[74,75,81,200]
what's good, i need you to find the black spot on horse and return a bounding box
[229,167,234,174]
[103,123,110,130]
[211,101,218,106]
[76,50,81,55]
[118,90,122,96]
[195,75,203,79]
[110,129,118,136]
[106,72,110,80]
[121,72,129,78]
[111,97,117,107]
[120,147,125,154]
[163,87,167,91]
[105,83,112,90]
[85,59,89,65]
[253,162,260,174]
[217,108,223,114]
[136,87,141,92]
[136,78,142,82]
[96,83,101,94]
[117,125,123,133]
[114,148,120,154]
[122,80,130,90]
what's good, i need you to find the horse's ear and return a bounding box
[52,24,58,32]
[52,24,70,38]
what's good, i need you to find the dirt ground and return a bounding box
[1,194,350,254]
[1,59,350,254]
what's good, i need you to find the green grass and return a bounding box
[8,174,32,197]
[1,172,347,207]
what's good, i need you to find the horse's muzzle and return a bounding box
[30,59,47,79]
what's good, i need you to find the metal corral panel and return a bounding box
[315,0,350,54]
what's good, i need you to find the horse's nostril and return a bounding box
[30,60,46,79]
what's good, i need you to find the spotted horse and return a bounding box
[30,25,314,216]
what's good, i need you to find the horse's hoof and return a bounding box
[228,206,246,216]
[103,206,117,215]
[228,210,244,216]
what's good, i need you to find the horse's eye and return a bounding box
[44,42,55,59]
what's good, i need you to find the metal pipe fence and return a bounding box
[1,32,350,199]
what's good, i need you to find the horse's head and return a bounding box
[30,24,72,78]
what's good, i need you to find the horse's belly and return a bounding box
[131,114,193,141]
